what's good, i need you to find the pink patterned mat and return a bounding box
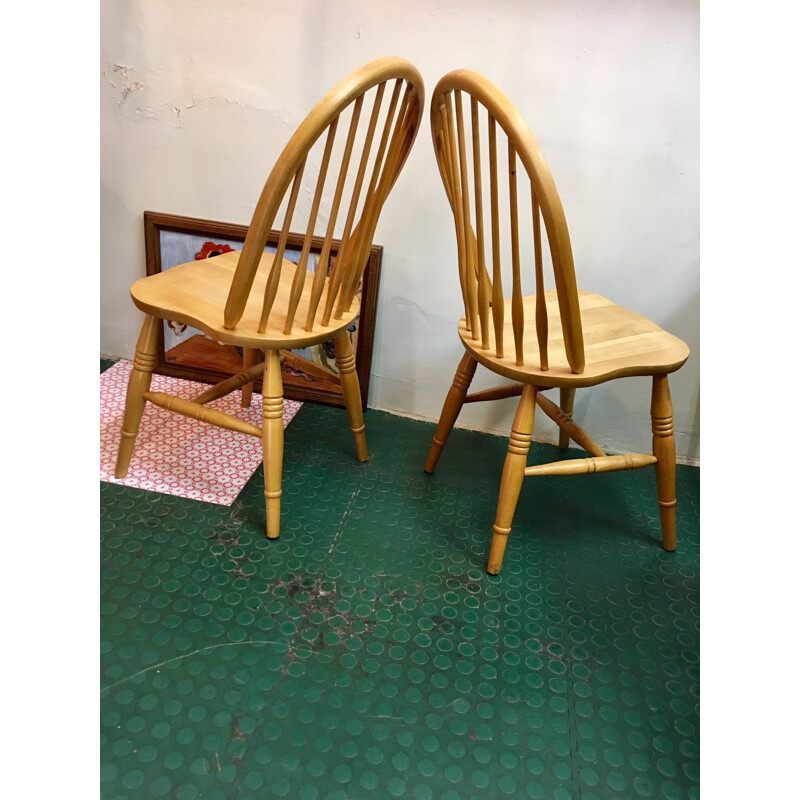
[100,360,303,505]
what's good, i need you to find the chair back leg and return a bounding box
[651,374,677,551]
[558,388,576,449]
[115,315,159,478]
[424,352,477,473]
[262,349,285,538]
[334,331,369,462]
[240,347,261,408]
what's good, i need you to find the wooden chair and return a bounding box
[115,58,424,539]
[424,70,690,574]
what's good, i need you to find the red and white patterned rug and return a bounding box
[100,360,302,505]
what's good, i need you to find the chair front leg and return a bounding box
[262,349,285,539]
[424,352,477,474]
[488,384,537,574]
[115,315,159,478]
[651,374,677,551]
[334,331,368,462]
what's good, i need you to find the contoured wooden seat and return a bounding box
[424,70,690,574]
[116,57,425,539]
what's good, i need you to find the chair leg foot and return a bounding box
[335,331,368,462]
[651,374,677,551]
[115,316,159,478]
[424,352,477,474]
[262,350,284,539]
[488,385,537,574]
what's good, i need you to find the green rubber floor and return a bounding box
[100,360,699,799]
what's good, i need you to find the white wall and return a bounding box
[101,0,699,463]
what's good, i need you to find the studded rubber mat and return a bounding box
[100,361,700,799]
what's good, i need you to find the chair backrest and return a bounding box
[223,57,424,336]
[430,70,584,374]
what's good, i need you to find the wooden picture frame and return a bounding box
[143,211,382,410]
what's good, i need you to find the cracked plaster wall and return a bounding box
[100,0,699,463]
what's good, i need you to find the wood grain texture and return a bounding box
[459,290,689,388]
[426,69,690,574]
[131,251,360,350]
[116,59,425,544]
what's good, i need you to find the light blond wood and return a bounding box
[464,383,523,403]
[262,349,284,539]
[558,387,575,449]
[651,374,677,551]
[470,97,490,351]
[193,357,264,406]
[131,251,360,350]
[258,165,305,333]
[114,315,159,478]
[284,120,339,334]
[226,58,424,332]
[524,453,656,477]
[532,191,548,371]
[427,69,690,574]
[507,143,525,370]
[534,390,604,457]
[335,331,368,462]
[322,83,387,326]
[460,290,689,389]
[432,70,585,374]
[488,114,504,358]
[115,59,425,544]
[335,80,404,320]
[488,384,537,574]
[424,352,477,474]
[240,347,260,408]
[306,96,364,331]
[454,92,481,343]
[143,391,263,438]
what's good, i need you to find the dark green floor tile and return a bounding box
[101,401,699,800]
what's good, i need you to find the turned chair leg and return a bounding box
[115,315,159,478]
[651,374,677,551]
[558,388,575,449]
[334,331,368,462]
[424,352,477,474]
[241,347,261,408]
[488,384,537,574]
[262,349,284,539]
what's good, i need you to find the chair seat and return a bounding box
[130,250,360,350]
[460,290,690,388]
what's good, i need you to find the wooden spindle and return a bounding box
[335,79,404,319]
[258,162,305,333]
[341,87,417,312]
[454,91,479,341]
[283,119,338,334]
[470,97,490,350]
[442,95,473,335]
[508,143,524,366]
[304,96,364,331]
[532,188,548,370]
[322,81,387,326]
[488,113,504,358]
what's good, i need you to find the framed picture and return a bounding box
[143,211,382,410]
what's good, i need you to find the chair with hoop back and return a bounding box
[424,70,690,574]
[115,57,424,539]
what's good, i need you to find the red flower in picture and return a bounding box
[195,241,234,260]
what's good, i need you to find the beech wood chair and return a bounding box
[115,57,424,539]
[424,70,690,574]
